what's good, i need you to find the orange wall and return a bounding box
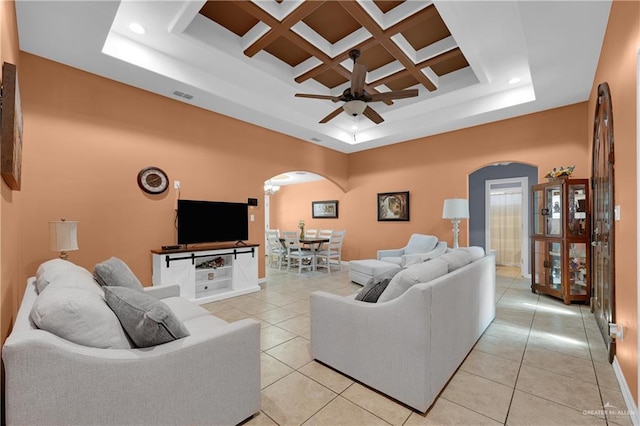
[273,103,589,261]
[588,0,640,403]
[17,53,348,287]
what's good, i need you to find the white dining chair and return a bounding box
[316,230,345,272]
[266,229,285,269]
[283,233,313,273]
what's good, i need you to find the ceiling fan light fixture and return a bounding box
[343,100,367,116]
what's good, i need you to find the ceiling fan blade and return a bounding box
[362,106,384,124]
[319,106,344,124]
[350,63,367,97]
[366,89,419,102]
[295,93,341,102]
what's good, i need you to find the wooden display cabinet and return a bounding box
[531,178,590,304]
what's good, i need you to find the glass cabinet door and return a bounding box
[545,186,562,236]
[532,188,544,235]
[567,183,588,237]
[548,241,562,291]
[568,243,588,295]
[532,240,546,288]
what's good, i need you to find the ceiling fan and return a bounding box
[295,49,419,125]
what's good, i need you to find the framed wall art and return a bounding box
[1,62,23,191]
[312,200,338,218]
[377,191,410,221]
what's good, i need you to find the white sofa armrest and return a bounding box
[400,241,447,266]
[143,283,180,299]
[377,248,405,260]
[310,288,433,411]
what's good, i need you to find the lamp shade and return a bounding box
[49,220,79,252]
[343,100,367,116]
[442,198,469,219]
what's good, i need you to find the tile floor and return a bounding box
[202,264,633,426]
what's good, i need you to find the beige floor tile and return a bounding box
[201,301,232,314]
[405,397,501,425]
[599,386,634,426]
[516,364,602,412]
[282,299,311,314]
[298,361,354,394]
[341,382,412,426]
[266,336,314,369]
[484,321,530,342]
[261,325,297,350]
[507,390,606,425]
[213,307,253,322]
[256,308,301,324]
[522,345,597,384]
[593,360,620,390]
[277,315,310,336]
[261,371,336,426]
[460,350,520,387]
[261,352,294,389]
[234,299,280,315]
[441,370,512,423]
[474,333,526,362]
[302,396,389,426]
[244,411,279,426]
[527,331,592,360]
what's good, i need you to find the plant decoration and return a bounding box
[298,220,305,239]
[545,165,575,180]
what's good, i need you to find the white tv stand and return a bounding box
[151,243,260,305]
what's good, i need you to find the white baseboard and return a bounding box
[612,356,639,426]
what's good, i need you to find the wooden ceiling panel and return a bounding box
[303,2,361,44]
[385,74,419,91]
[400,12,450,51]
[358,44,396,72]
[264,37,312,67]
[430,51,469,76]
[199,2,258,37]
[373,1,405,14]
[314,68,349,89]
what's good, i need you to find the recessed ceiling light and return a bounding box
[508,77,521,85]
[128,22,146,35]
[351,124,358,131]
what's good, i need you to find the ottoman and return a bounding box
[349,259,402,286]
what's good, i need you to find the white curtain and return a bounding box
[490,190,522,265]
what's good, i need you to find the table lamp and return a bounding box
[442,198,469,249]
[49,219,78,260]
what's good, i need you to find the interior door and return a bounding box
[591,82,616,363]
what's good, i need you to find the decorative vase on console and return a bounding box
[298,220,305,239]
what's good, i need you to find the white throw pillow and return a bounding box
[460,246,485,262]
[439,250,472,272]
[35,258,77,294]
[44,266,103,297]
[377,258,448,303]
[30,286,131,349]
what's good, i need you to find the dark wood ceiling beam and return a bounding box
[369,48,463,88]
[238,1,325,57]
[340,1,437,91]
[294,4,438,84]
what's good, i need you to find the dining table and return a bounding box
[280,237,329,271]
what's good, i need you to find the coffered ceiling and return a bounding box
[16,1,611,153]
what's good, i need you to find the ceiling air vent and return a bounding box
[310,137,321,142]
[172,90,193,100]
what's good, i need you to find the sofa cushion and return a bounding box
[404,234,438,255]
[104,286,190,348]
[402,242,448,267]
[439,250,473,272]
[30,286,132,349]
[459,246,485,262]
[377,258,448,303]
[44,266,103,297]
[355,268,400,303]
[94,257,144,291]
[162,296,212,322]
[35,258,80,294]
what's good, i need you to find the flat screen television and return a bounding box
[177,199,248,245]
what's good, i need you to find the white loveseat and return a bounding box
[2,259,261,426]
[310,248,495,412]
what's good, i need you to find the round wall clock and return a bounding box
[137,166,169,194]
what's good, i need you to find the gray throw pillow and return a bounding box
[94,257,144,291]
[104,286,190,348]
[355,268,401,303]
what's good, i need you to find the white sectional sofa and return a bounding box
[310,248,495,413]
[2,259,261,426]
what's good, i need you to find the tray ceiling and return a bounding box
[16,1,611,153]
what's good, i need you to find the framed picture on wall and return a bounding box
[312,200,338,218]
[1,62,23,191]
[377,191,410,221]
